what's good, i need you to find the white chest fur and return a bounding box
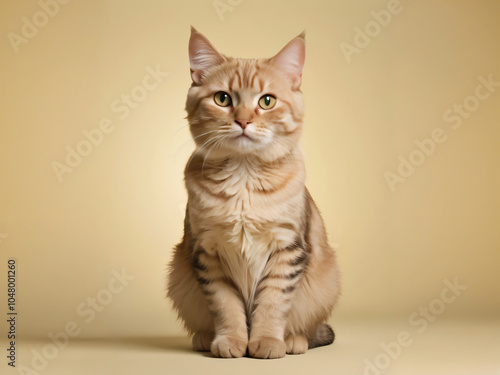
[215,224,271,311]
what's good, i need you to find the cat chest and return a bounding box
[195,191,298,260]
[212,224,271,306]
[193,213,272,301]
[190,174,300,303]
[196,214,296,309]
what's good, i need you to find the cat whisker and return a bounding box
[201,135,228,178]
[264,130,295,164]
[175,130,221,163]
[172,122,190,137]
[186,135,221,171]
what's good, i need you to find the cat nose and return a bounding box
[235,119,253,130]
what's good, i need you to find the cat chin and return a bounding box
[224,144,263,156]
[208,145,271,160]
[221,135,265,153]
[196,134,291,160]
[222,144,296,162]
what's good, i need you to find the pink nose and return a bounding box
[235,119,253,129]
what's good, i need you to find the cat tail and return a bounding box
[308,323,335,349]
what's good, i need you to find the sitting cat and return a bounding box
[167,27,341,359]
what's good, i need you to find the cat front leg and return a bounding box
[248,241,310,359]
[192,247,248,358]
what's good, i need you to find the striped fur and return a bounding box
[167,28,341,359]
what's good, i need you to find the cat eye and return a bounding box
[258,94,276,110]
[214,91,232,107]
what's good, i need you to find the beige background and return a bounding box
[1,0,499,347]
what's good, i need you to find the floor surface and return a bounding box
[3,319,499,375]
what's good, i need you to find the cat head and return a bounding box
[186,27,305,161]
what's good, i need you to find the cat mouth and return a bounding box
[236,132,254,141]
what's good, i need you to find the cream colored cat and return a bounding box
[167,27,341,359]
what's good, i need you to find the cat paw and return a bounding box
[248,337,286,359]
[285,334,308,354]
[192,332,213,352]
[210,335,247,358]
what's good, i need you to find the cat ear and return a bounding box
[189,27,225,84]
[270,32,306,88]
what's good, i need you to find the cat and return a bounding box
[167,27,341,359]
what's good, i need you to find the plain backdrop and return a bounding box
[0,0,499,340]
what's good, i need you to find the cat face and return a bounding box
[186,28,305,160]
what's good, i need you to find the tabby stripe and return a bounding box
[280,99,295,117]
[259,285,285,293]
[188,96,204,120]
[260,268,303,280]
[183,206,191,238]
[252,278,297,320]
[285,268,304,280]
[282,285,296,294]
[207,306,221,321]
[236,69,242,88]
[253,167,297,194]
[243,67,251,87]
[289,251,309,266]
[207,174,231,184]
[265,151,294,168]
[303,190,312,253]
[199,276,239,294]
[277,222,296,232]
[195,178,233,199]
[192,248,207,271]
[250,70,258,89]
[255,278,272,295]
[255,275,300,294]
[285,238,304,251]
[228,74,236,92]
[182,208,197,254]
[258,78,265,92]
[250,300,290,324]
[279,98,303,124]
[196,276,211,285]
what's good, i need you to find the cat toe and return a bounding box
[210,335,247,358]
[285,334,308,354]
[248,337,286,359]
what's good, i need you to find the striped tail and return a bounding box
[308,323,335,349]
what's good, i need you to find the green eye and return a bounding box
[258,94,276,110]
[214,91,232,107]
